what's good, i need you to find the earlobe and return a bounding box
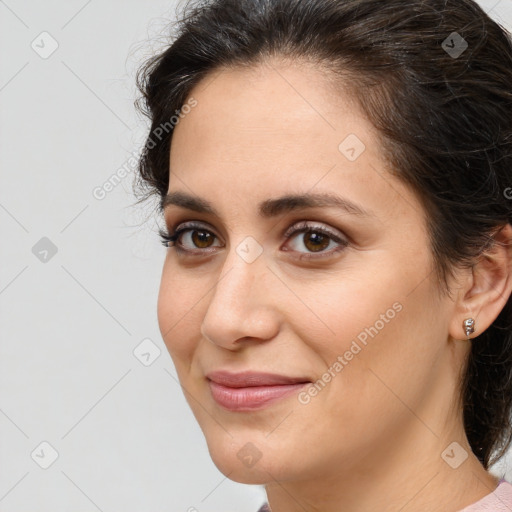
[449,223,512,342]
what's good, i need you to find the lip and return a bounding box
[206,371,311,411]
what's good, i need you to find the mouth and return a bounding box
[206,370,311,411]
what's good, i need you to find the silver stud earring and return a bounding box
[463,318,475,339]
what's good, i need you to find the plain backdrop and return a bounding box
[1,1,512,511]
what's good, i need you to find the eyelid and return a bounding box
[172,219,217,233]
[169,220,347,245]
[282,219,346,243]
[170,219,346,240]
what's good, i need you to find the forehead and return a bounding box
[172,60,367,152]
[167,60,420,224]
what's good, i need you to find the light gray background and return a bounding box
[1,1,511,511]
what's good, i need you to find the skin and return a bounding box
[156,58,512,512]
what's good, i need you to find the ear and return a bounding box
[448,223,512,341]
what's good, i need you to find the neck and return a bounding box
[264,421,500,512]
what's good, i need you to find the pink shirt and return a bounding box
[459,478,512,511]
[257,478,512,512]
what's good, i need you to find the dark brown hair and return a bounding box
[134,0,512,470]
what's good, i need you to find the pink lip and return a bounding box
[206,371,311,411]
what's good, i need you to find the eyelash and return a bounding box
[159,220,349,261]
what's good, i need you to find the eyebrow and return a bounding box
[161,190,375,218]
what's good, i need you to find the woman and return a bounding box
[134,0,512,510]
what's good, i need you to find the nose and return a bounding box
[200,245,281,350]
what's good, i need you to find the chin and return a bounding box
[204,434,289,485]
[210,454,275,485]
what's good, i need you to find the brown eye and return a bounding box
[302,231,331,252]
[191,229,215,248]
[160,222,223,253]
[160,220,348,261]
[283,221,349,260]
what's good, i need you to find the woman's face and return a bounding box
[157,60,466,484]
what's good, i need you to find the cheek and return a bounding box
[292,248,438,395]
[157,261,203,364]
[285,258,405,358]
